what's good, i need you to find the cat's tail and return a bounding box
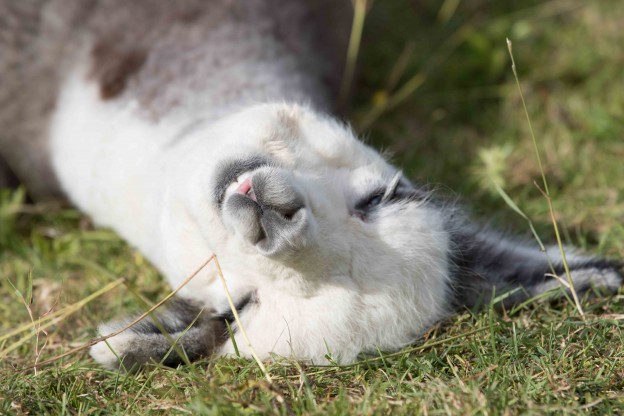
[90,299,228,371]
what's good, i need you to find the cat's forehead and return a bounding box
[207,104,393,182]
[259,105,389,173]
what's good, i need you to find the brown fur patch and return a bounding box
[90,39,147,100]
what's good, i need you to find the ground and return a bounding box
[1,0,624,414]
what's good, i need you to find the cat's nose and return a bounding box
[250,167,309,256]
[222,167,311,256]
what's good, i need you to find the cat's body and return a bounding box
[1,1,621,370]
[0,0,348,197]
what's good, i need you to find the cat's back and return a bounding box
[0,0,349,199]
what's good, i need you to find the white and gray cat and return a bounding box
[1,1,621,370]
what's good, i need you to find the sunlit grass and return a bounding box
[2,0,624,413]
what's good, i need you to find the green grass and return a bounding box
[2,0,624,413]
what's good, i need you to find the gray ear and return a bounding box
[448,221,623,310]
[90,299,228,371]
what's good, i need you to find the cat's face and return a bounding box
[168,104,450,302]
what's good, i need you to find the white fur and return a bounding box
[89,326,136,370]
[51,62,452,364]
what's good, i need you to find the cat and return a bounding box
[1,0,621,370]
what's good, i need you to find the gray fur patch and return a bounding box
[447,218,623,309]
[90,299,228,371]
[0,0,350,197]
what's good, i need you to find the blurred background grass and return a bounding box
[355,0,624,256]
[1,0,624,413]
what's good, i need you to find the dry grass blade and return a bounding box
[25,255,215,369]
[437,0,461,24]
[506,38,584,319]
[0,278,125,360]
[9,273,48,374]
[213,256,272,384]
[0,278,124,344]
[122,282,193,367]
[360,73,426,130]
[600,314,624,320]
[492,182,565,287]
[338,0,368,110]
[384,41,416,93]
[358,20,473,130]
[358,1,585,131]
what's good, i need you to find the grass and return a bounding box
[2,0,624,413]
